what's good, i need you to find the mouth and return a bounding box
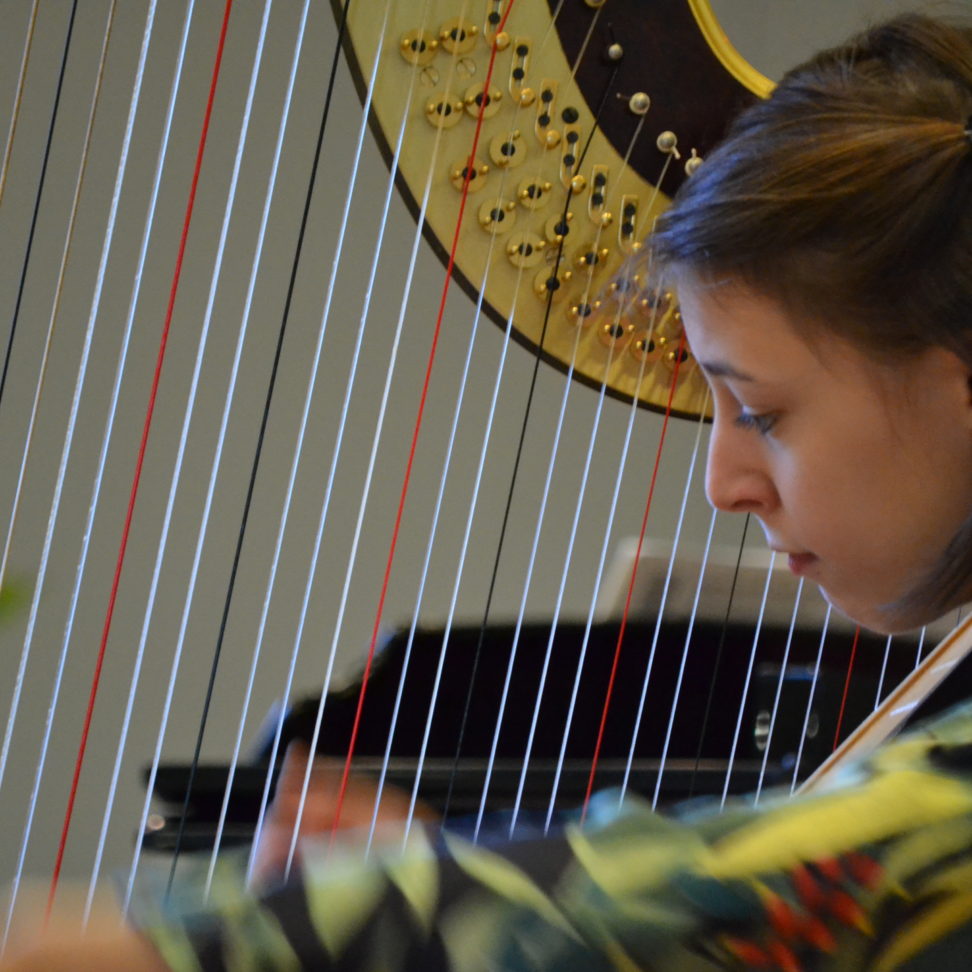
[768,545,818,577]
[784,552,818,577]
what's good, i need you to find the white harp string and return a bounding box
[365,88,529,852]
[542,339,659,832]
[2,5,120,933]
[651,502,718,810]
[720,554,777,808]
[619,403,708,808]
[875,635,894,709]
[471,202,612,837]
[790,605,833,793]
[508,115,655,836]
[754,578,804,804]
[242,0,408,884]
[106,0,198,913]
[99,0,276,903]
[200,0,313,896]
[396,4,588,846]
[279,0,458,881]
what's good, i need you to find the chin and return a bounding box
[816,585,929,637]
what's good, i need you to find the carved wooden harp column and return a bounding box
[0,0,967,932]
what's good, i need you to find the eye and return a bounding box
[734,409,778,436]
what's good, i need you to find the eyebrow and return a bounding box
[698,360,757,382]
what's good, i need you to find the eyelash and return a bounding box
[734,409,778,436]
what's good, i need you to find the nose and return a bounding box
[705,415,779,515]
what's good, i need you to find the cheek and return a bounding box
[775,444,897,554]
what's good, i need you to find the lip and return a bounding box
[785,552,818,577]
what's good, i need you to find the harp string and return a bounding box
[1,0,163,925]
[0,1,77,414]
[719,553,777,809]
[753,578,804,804]
[273,0,487,875]
[128,0,275,894]
[503,319,636,836]
[369,0,584,846]
[444,6,617,827]
[243,0,426,885]
[0,0,117,940]
[875,634,894,709]
[89,0,276,900]
[392,288,526,843]
[0,0,40,203]
[543,310,669,833]
[619,401,708,809]
[538,230,678,827]
[581,334,688,823]
[320,0,523,858]
[60,0,235,912]
[50,0,187,916]
[474,229,612,837]
[164,0,356,890]
[649,502,718,810]
[0,0,84,799]
[790,605,833,792]
[687,513,752,799]
[832,626,862,750]
[915,627,928,665]
[201,0,315,898]
[497,110,655,839]
[366,52,533,849]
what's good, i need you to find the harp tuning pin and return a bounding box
[400,29,438,66]
[598,319,633,349]
[567,300,597,325]
[607,43,624,62]
[657,131,681,158]
[685,148,703,176]
[628,92,651,116]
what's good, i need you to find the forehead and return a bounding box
[676,281,882,388]
[678,282,820,377]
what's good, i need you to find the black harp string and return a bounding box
[3,0,117,910]
[441,33,624,825]
[164,0,354,889]
[1,0,79,417]
[0,0,118,596]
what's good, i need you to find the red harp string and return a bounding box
[47,0,235,916]
[581,334,687,822]
[329,0,519,845]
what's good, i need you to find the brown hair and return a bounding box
[650,14,972,623]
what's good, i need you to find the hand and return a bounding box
[250,742,438,883]
[0,886,168,972]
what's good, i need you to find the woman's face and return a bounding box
[678,282,972,633]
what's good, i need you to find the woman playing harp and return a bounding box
[6,11,972,971]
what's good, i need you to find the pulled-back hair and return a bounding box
[650,13,972,622]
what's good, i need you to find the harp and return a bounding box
[0,0,968,934]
